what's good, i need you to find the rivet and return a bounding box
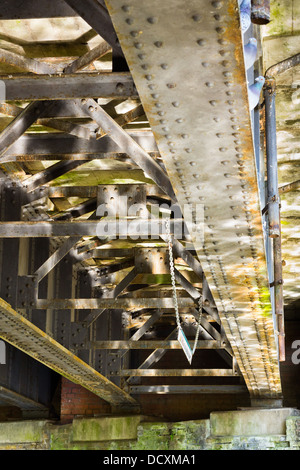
[224,81,233,87]
[130,31,140,37]
[224,173,232,178]
[216,27,226,34]
[168,141,175,147]
[147,16,158,24]
[151,93,159,99]
[185,148,192,153]
[223,71,232,77]
[213,117,220,122]
[134,42,143,49]
[219,50,230,56]
[227,100,234,105]
[167,83,176,88]
[154,102,162,108]
[141,64,148,70]
[193,174,200,178]
[216,133,223,138]
[219,147,227,152]
[162,126,169,132]
[229,108,237,114]
[206,82,214,87]
[181,134,189,139]
[138,53,146,60]
[122,5,130,12]
[176,118,183,123]
[126,18,134,25]
[160,119,166,124]
[145,74,153,81]
[202,62,209,67]
[154,41,163,48]
[161,63,168,69]
[218,39,228,45]
[221,160,230,165]
[197,39,206,46]
[192,14,201,21]
[172,101,180,107]
[209,100,217,106]
[158,111,165,116]
[211,1,223,8]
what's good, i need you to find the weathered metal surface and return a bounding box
[76,98,176,200]
[87,340,220,350]
[105,0,282,398]
[0,72,137,101]
[265,53,300,80]
[1,131,158,160]
[35,297,196,310]
[117,369,235,376]
[251,0,270,25]
[0,219,187,238]
[0,297,139,410]
[129,385,248,394]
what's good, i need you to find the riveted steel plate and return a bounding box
[0,298,139,410]
[105,0,281,397]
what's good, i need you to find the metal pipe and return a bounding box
[251,0,270,25]
[273,223,285,362]
[263,77,285,362]
[264,79,280,238]
[265,53,300,79]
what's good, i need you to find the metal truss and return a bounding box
[0,0,283,411]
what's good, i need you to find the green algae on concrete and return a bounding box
[0,420,48,444]
[72,415,141,442]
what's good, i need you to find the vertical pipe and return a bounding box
[264,78,285,362]
[273,216,285,362]
[264,79,280,238]
[251,0,270,25]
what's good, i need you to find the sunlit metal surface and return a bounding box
[105,0,282,397]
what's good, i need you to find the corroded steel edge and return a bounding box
[0,298,139,408]
[105,0,282,397]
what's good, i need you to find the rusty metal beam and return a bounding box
[63,41,112,74]
[117,369,235,377]
[1,131,158,161]
[129,385,248,394]
[23,161,88,192]
[35,297,196,310]
[35,237,82,282]
[0,297,139,411]
[75,98,176,201]
[0,48,58,75]
[86,340,219,350]
[0,219,186,238]
[0,72,137,101]
[279,180,300,194]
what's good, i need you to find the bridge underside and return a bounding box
[0,0,284,415]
